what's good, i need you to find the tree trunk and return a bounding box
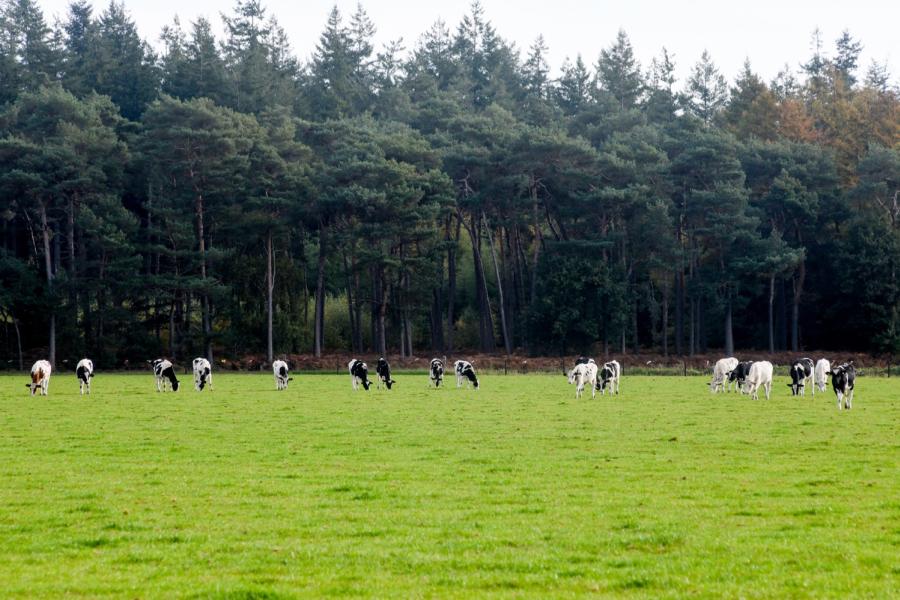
[768,273,776,353]
[374,266,387,356]
[724,295,734,356]
[791,259,805,352]
[265,230,274,363]
[662,282,669,357]
[675,271,684,355]
[39,201,55,367]
[446,216,460,353]
[462,211,495,352]
[342,249,358,353]
[314,223,326,357]
[483,212,511,355]
[195,192,212,362]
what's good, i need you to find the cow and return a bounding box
[727,361,753,393]
[375,357,395,390]
[744,360,773,400]
[152,358,179,392]
[828,362,856,410]
[788,357,815,396]
[430,358,444,388]
[815,359,831,392]
[709,357,739,393]
[27,359,52,396]
[75,358,94,395]
[349,359,372,391]
[454,360,479,389]
[273,359,292,390]
[568,361,598,399]
[192,357,213,391]
[597,360,621,395]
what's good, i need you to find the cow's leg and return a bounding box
[836,390,843,410]
[846,387,853,410]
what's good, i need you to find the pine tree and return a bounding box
[596,29,643,109]
[685,50,727,124]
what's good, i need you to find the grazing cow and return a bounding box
[349,359,372,391]
[192,357,213,391]
[75,358,94,395]
[375,357,395,390]
[815,359,831,392]
[454,360,479,389]
[568,361,598,399]
[27,359,52,396]
[597,360,621,395]
[152,358,179,392]
[727,361,753,393]
[710,357,739,393]
[745,360,773,400]
[828,362,856,410]
[430,358,444,387]
[273,359,292,390]
[788,358,815,396]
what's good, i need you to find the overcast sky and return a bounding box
[36,0,898,86]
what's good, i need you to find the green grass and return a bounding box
[0,372,897,598]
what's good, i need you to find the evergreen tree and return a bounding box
[685,50,727,123]
[596,29,643,109]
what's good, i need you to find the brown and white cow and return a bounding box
[27,360,52,396]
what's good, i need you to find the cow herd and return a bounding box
[566,357,621,399]
[20,353,859,410]
[710,356,857,410]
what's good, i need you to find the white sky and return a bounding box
[37,0,898,87]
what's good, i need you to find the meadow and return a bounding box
[0,371,897,598]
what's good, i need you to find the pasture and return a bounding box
[0,372,897,598]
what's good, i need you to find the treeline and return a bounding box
[0,0,898,368]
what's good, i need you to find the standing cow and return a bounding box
[745,360,773,400]
[568,361,598,399]
[727,361,753,394]
[375,357,395,390]
[788,358,815,396]
[273,359,292,390]
[454,360,479,389]
[349,359,372,391]
[597,360,621,395]
[27,359,52,396]
[430,358,444,388]
[815,359,831,392]
[152,359,179,392]
[75,358,94,395]
[828,362,856,410]
[192,357,213,391]
[710,357,739,393]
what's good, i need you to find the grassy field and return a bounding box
[0,371,897,598]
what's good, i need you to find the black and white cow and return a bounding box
[376,357,395,389]
[827,362,856,410]
[597,360,621,395]
[349,359,372,390]
[27,359,52,396]
[430,358,444,387]
[788,357,815,396]
[75,358,94,395]
[273,359,292,390]
[454,360,479,389]
[152,358,179,392]
[192,357,212,391]
[568,361,598,399]
[727,361,753,393]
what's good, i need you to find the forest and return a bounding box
[0,0,898,368]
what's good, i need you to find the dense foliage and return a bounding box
[0,0,898,366]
